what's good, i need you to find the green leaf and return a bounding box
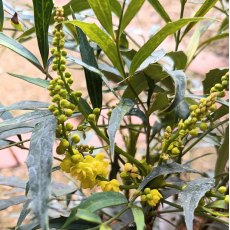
[109,0,121,17]
[26,117,57,230]
[17,27,36,43]
[0,0,3,31]
[0,127,33,139]
[87,0,114,38]
[76,209,101,224]
[198,33,229,51]
[130,18,203,75]
[161,70,186,113]
[16,200,31,228]
[120,0,145,35]
[123,64,168,100]
[206,200,228,209]
[215,126,229,179]
[0,32,43,71]
[185,24,201,64]
[178,178,215,230]
[63,192,127,228]
[182,0,218,38]
[8,73,49,88]
[50,217,97,230]
[100,224,112,230]
[0,110,51,130]
[147,92,169,116]
[131,206,145,230]
[0,196,27,211]
[65,20,122,74]
[67,56,119,98]
[76,28,102,108]
[0,102,13,120]
[107,98,134,159]
[32,0,53,67]
[167,51,187,70]
[138,162,198,191]
[0,101,49,112]
[0,176,26,188]
[202,68,228,94]
[148,0,171,23]
[80,192,128,211]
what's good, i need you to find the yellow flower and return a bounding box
[70,153,109,189]
[71,161,96,189]
[146,189,163,206]
[60,156,74,173]
[100,179,120,192]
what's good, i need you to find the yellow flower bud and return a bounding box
[218,186,227,194]
[71,134,81,143]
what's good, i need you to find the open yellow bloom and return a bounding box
[70,153,109,189]
[100,179,120,192]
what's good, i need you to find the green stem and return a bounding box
[0,139,30,150]
[88,205,130,230]
[175,0,186,51]
[115,0,147,114]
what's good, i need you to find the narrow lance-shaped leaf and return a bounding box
[87,0,114,38]
[0,100,49,113]
[65,21,123,74]
[186,23,201,64]
[76,27,102,108]
[107,98,134,159]
[148,0,172,23]
[181,0,218,39]
[26,117,57,230]
[109,0,121,17]
[130,17,203,75]
[0,32,43,71]
[119,0,145,35]
[32,0,53,68]
[0,0,3,31]
[161,70,186,113]
[215,126,229,180]
[131,206,145,230]
[8,73,49,88]
[0,196,27,211]
[178,178,215,230]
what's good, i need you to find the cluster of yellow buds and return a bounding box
[120,163,139,179]
[161,72,229,159]
[141,188,163,206]
[210,72,229,97]
[48,7,115,191]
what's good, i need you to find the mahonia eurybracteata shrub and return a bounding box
[48,7,228,209]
